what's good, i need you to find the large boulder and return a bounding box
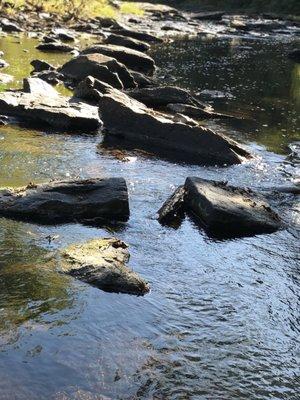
[60,53,136,89]
[0,178,129,225]
[104,33,150,52]
[81,44,155,75]
[99,88,250,166]
[59,238,149,295]
[184,177,281,237]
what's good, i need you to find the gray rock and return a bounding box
[130,71,155,88]
[23,77,59,97]
[81,44,155,75]
[52,28,76,42]
[158,185,186,225]
[0,19,23,32]
[166,103,242,120]
[0,59,9,68]
[60,53,136,89]
[112,26,163,43]
[30,59,55,73]
[0,89,101,131]
[0,178,129,225]
[185,177,281,237]
[32,70,65,85]
[59,238,149,295]
[288,49,300,63]
[127,86,204,107]
[36,42,75,53]
[0,72,13,84]
[99,88,250,166]
[105,34,150,52]
[192,12,225,21]
[74,76,113,102]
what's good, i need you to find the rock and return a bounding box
[127,86,204,108]
[166,103,242,121]
[130,71,155,88]
[30,59,55,73]
[60,53,136,89]
[112,26,162,43]
[81,44,155,75]
[158,185,186,225]
[99,88,250,166]
[0,19,23,32]
[59,238,149,295]
[0,178,129,225]
[0,59,9,68]
[0,87,101,131]
[192,12,225,21]
[32,70,65,85]
[42,35,57,43]
[23,77,59,97]
[104,34,150,52]
[0,73,13,84]
[36,42,75,53]
[52,28,76,42]
[184,177,281,237]
[74,76,113,102]
[0,115,9,125]
[288,49,300,63]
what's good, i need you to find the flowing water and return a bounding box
[0,29,299,400]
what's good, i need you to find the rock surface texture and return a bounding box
[0,178,130,225]
[59,238,149,295]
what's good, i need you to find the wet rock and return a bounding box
[166,103,241,121]
[104,33,150,53]
[36,42,75,53]
[127,86,203,108]
[74,76,113,102]
[23,77,59,97]
[0,59,9,68]
[185,177,281,237]
[0,19,23,32]
[192,12,225,21]
[60,53,136,89]
[59,238,149,295]
[288,49,300,63]
[0,85,101,131]
[158,185,186,225]
[30,59,55,73]
[112,26,162,43]
[0,178,129,225]
[81,44,155,75]
[99,88,250,166]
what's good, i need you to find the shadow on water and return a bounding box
[0,31,299,399]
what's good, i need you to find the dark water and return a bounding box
[0,31,299,400]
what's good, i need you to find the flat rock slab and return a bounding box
[0,178,129,225]
[81,44,155,75]
[36,42,75,53]
[0,90,101,131]
[104,34,150,53]
[60,53,136,89]
[59,238,149,295]
[99,88,250,166]
[185,177,281,237]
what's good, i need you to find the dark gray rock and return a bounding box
[158,185,186,225]
[99,88,250,166]
[127,86,204,108]
[32,70,65,85]
[0,19,23,32]
[288,49,300,63]
[60,53,136,89]
[130,71,155,88]
[74,76,113,102]
[185,177,281,237]
[104,34,150,52]
[52,28,76,42]
[112,26,162,43]
[192,12,225,21]
[0,178,129,225]
[81,44,155,75]
[166,103,242,120]
[59,238,149,295]
[31,59,55,73]
[36,42,75,53]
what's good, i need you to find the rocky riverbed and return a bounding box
[0,1,299,399]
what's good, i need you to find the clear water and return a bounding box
[0,30,299,400]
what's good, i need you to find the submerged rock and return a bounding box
[59,238,149,295]
[185,177,281,237]
[99,88,250,166]
[104,33,151,53]
[81,44,155,75]
[60,53,136,89]
[0,178,129,225]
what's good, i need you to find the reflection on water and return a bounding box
[0,32,299,399]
